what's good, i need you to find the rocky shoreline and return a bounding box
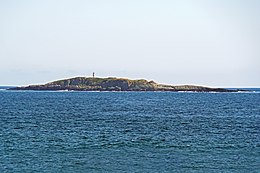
[9,77,244,92]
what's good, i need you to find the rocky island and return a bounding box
[9,77,242,92]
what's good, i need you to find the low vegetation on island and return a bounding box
[9,77,241,92]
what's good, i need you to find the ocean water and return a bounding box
[0,90,259,172]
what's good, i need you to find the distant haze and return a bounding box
[1,0,259,87]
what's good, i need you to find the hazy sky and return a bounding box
[1,0,259,87]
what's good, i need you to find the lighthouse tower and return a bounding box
[92,72,95,78]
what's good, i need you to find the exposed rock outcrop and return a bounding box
[9,77,241,92]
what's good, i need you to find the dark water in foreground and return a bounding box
[0,91,259,172]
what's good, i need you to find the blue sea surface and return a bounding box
[0,90,259,172]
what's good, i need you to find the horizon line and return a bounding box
[1,75,260,88]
